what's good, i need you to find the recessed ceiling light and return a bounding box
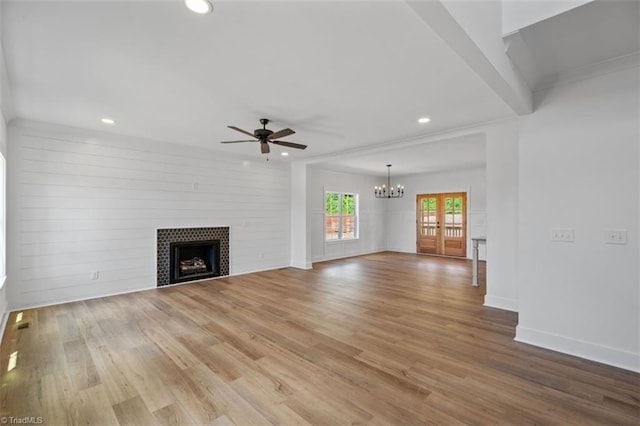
[281,152,289,157]
[101,118,115,125]
[185,0,213,14]
[418,117,431,124]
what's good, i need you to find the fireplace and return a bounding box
[157,227,230,287]
[170,240,220,284]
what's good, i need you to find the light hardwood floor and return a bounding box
[1,252,638,425]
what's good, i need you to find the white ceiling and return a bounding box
[311,133,486,176]
[1,0,513,173]
[2,1,636,177]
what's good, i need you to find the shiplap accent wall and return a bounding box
[7,120,291,309]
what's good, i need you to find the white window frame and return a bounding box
[324,191,359,242]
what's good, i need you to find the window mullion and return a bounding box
[338,193,343,239]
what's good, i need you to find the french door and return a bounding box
[416,192,467,257]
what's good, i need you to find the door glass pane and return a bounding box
[454,196,462,227]
[420,197,437,236]
[443,195,463,237]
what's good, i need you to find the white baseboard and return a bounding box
[289,261,313,270]
[311,248,386,264]
[11,285,157,311]
[9,264,299,311]
[515,325,640,373]
[484,295,518,312]
[0,307,8,342]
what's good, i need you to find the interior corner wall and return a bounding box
[385,167,487,259]
[516,66,639,372]
[6,120,292,309]
[307,166,386,262]
[485,121,519,312]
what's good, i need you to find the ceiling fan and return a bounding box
[221,118,307,155]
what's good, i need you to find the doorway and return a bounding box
[416,192,467,257]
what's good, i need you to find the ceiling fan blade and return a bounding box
[271,140,307,150]
[269,128,295,140]
[228,126,257,139]
[261,141,270,154]
[220,140,257,144]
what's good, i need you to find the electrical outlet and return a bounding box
[605,229,627,245]
[90,271,100,280]
[551,228,574,242]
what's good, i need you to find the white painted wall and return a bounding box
[307,166,386,262]
[385,166,487,260]
[485,121,519,312]
[516,66,639,372]
[290,162,311,269]
[0,7,10,329]
[0,105,6,329]
[7,120,291,309]
[502,0,592,35]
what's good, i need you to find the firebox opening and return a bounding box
[170,240,220,284]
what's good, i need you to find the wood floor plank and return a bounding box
[0,252,637,425]
[63,338,101,391]
[87,344,139,406]
[152,402,198,426]
[112,395,157,426]
[70,384,120,425]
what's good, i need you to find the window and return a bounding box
[325,191,358,241]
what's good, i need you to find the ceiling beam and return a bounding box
[406,0,532,115]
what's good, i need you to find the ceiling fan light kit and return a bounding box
[374,164,404,199]
[221,118,307,157]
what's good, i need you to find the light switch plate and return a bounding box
[605,229,627,245]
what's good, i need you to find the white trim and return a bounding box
[289,261,313,270]
[515,325,640,373]
[535,51,640,92]
[302,118,518,167]
[312,248,386,264]
[8,264,300,310]
[10,285,156,311]
[323,190,359,242]
[484,295,518,312]
[0,308,8,341]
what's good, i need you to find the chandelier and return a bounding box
[374,164,404,198]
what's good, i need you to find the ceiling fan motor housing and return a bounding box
[254,128,273,139]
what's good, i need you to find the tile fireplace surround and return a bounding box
[156,227,230,287]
